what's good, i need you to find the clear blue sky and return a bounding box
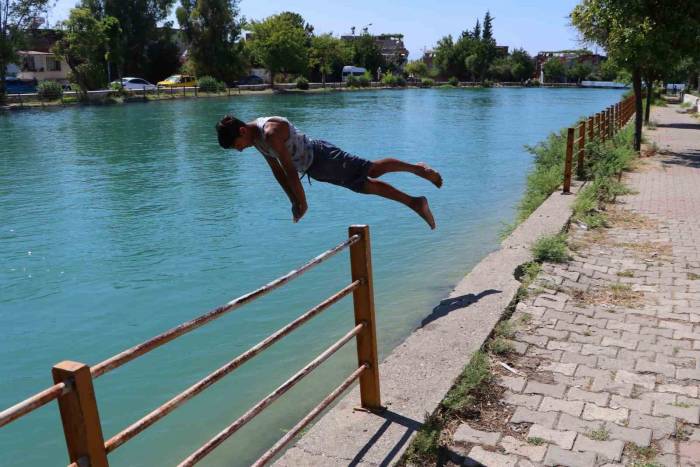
[48,0,594,59]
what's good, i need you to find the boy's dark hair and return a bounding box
[216,115,246,148]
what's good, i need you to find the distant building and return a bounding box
[535,50,606,79]
[14,51,69,83]
[421,49,435,69]
[495,45,509,58]
[4,29,69,85]
[341,33,409,70]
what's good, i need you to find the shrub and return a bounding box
[358,71,371,87]
[448,76,459,86]
[346,75,359,87]
[295,76,309,90]
[532,233,570,263]
[421,78,435,87]
[381,72,406,87]
[443,351,491,412]
[37,80,63,100]
[197,76,225,93]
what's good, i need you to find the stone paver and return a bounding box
[452,424,501,447]
[544,445,596,467]
[527,424,577,449]
[444,104,700,467]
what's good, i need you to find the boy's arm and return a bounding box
[264,122,308,221]
[263,155,297,205]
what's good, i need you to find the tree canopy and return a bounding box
[571,0,700,149]
[0,0,52,102]
[247,12,310,84]
[176,0,246,83]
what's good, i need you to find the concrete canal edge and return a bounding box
[274,181,584,466]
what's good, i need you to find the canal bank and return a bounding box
[0,88,626,466]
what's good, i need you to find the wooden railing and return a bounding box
[0,225,382,466]
[562,94,636,193]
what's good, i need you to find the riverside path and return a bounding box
[445,104,700,466]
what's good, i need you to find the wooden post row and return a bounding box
[577,121,586,179]
[348,226,382,410]
[53,361,109,467]
[563,128,574,194]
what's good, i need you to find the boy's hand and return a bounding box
[292,201,308,223]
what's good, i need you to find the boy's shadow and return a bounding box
[421,289,501,327]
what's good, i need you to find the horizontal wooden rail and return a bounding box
[0,235,360,429]
[179,323,365,466]
[91,235,360,379]
[104,280,361,453]
[0,382,70,428]
[252,364,368,467]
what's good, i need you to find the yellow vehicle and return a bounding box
[157,74,197,87]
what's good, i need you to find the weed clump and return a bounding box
[532,234,570,263]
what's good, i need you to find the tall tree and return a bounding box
[474,11,497,82]
[351,32,384,75]
[309,33,349,85]
[543,58,566,82]
[247,12,309,85]
[0,0,51,103]
[176,0,245,82]
[53,7,121,97]
[571,0,700,150]
[88,0,176,79]
[472,19,481,39]
[510,48,535,81]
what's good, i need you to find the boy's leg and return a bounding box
[360,178,436,229]
[367,158,443,188]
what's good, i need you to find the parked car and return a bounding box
[157,74,197,87]
[233,75,265,86]
[111,77,157,91]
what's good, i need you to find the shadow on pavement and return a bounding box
[421,289,501,328]
[656,122,700,130]
[348,410,422,467]
[661,149,700,169]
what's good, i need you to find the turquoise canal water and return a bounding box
[0,87,624,466]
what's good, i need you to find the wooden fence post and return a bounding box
[348,225,382,411]
[563,128,574,194]
[577,121,586,180]
[596,113,602,140]
[608,108,613,138]
[588,116,594,141]
[53,361,108,467]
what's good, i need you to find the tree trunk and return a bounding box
[0,56,6,105]
[632,68,643,152]
[644,80,653,124]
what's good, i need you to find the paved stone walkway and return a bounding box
[450,105,700,466]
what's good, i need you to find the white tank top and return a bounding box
[252,117,314,173]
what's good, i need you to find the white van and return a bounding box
[342,66,367,82]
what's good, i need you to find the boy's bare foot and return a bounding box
[412,196,436,229]
[417,163,443,188]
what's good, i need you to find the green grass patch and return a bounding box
[688,272,700,280]
[494,320,516,338]
[672,402,691,408]
[402,413,442,464]
[532,234,570,263]
[627,444,659,467]
[527,437,545,445]
[402,351,493,464]
[617,270,635,278]
[588,427,609,441]
[488,337,515,355]
[443,351,492,412]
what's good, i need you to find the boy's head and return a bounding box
[216,115,253,151]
